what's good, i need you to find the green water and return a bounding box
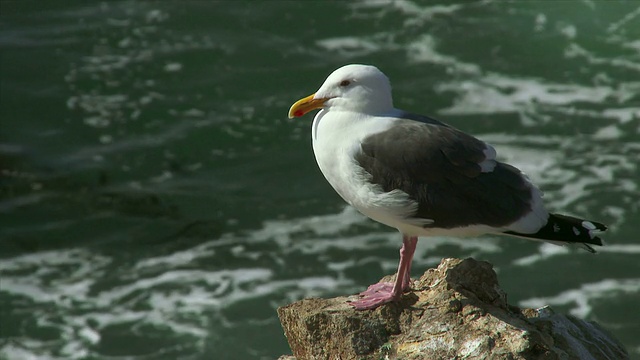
[1,1,639,359]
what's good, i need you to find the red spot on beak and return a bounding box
[294,110,304,117]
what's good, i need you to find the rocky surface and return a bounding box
[277,258,628,360]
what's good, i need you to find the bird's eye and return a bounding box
[339,80,351,87]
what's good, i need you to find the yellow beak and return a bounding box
[288,93,329,119]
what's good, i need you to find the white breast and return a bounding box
[312,109,385,203]
[311,110,430,232]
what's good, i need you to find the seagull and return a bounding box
[288,64,607,310]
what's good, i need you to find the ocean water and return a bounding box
[1,1,639,359]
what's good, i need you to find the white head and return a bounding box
[288,64,394,118]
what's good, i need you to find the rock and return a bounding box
[277,258,628,360]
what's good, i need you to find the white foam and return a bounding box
[597,244,640,254]
[164,62,182,72]
[0,344,51,360]
[78,327,101,344]
[134,242,216,270]
[512,243,570,267]
[405,34,480,74]
[317,6,475,74]
[558,24,577,39]
[602,108,640,124]
[514,242,640,267]
[315,37,382,57]
[437,73,620,115]
[593,124,623,140]
[534,13,547,32]
[607,6,640,34]
[0,247,275,358]
[519,278,640,318]
[565,42,640,72]
[352,0,463,21]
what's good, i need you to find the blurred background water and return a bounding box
[1,1,639,359]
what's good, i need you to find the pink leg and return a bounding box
[349,235,418,310]
[402,236,418,289]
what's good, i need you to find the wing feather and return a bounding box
[355,118,536,229]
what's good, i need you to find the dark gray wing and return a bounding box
[354,117,533,229]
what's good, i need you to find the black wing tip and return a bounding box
[505,214,608,253]
[583,220,607,247]
[582,243,597,254]
[594,222,608,231]
[579,224,607,253]
[583,218,607,232]
[551,214,608,243]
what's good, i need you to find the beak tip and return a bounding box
[287,108,305,119]
[288,93,320,119]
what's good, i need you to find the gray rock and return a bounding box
[277,258,628,360]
